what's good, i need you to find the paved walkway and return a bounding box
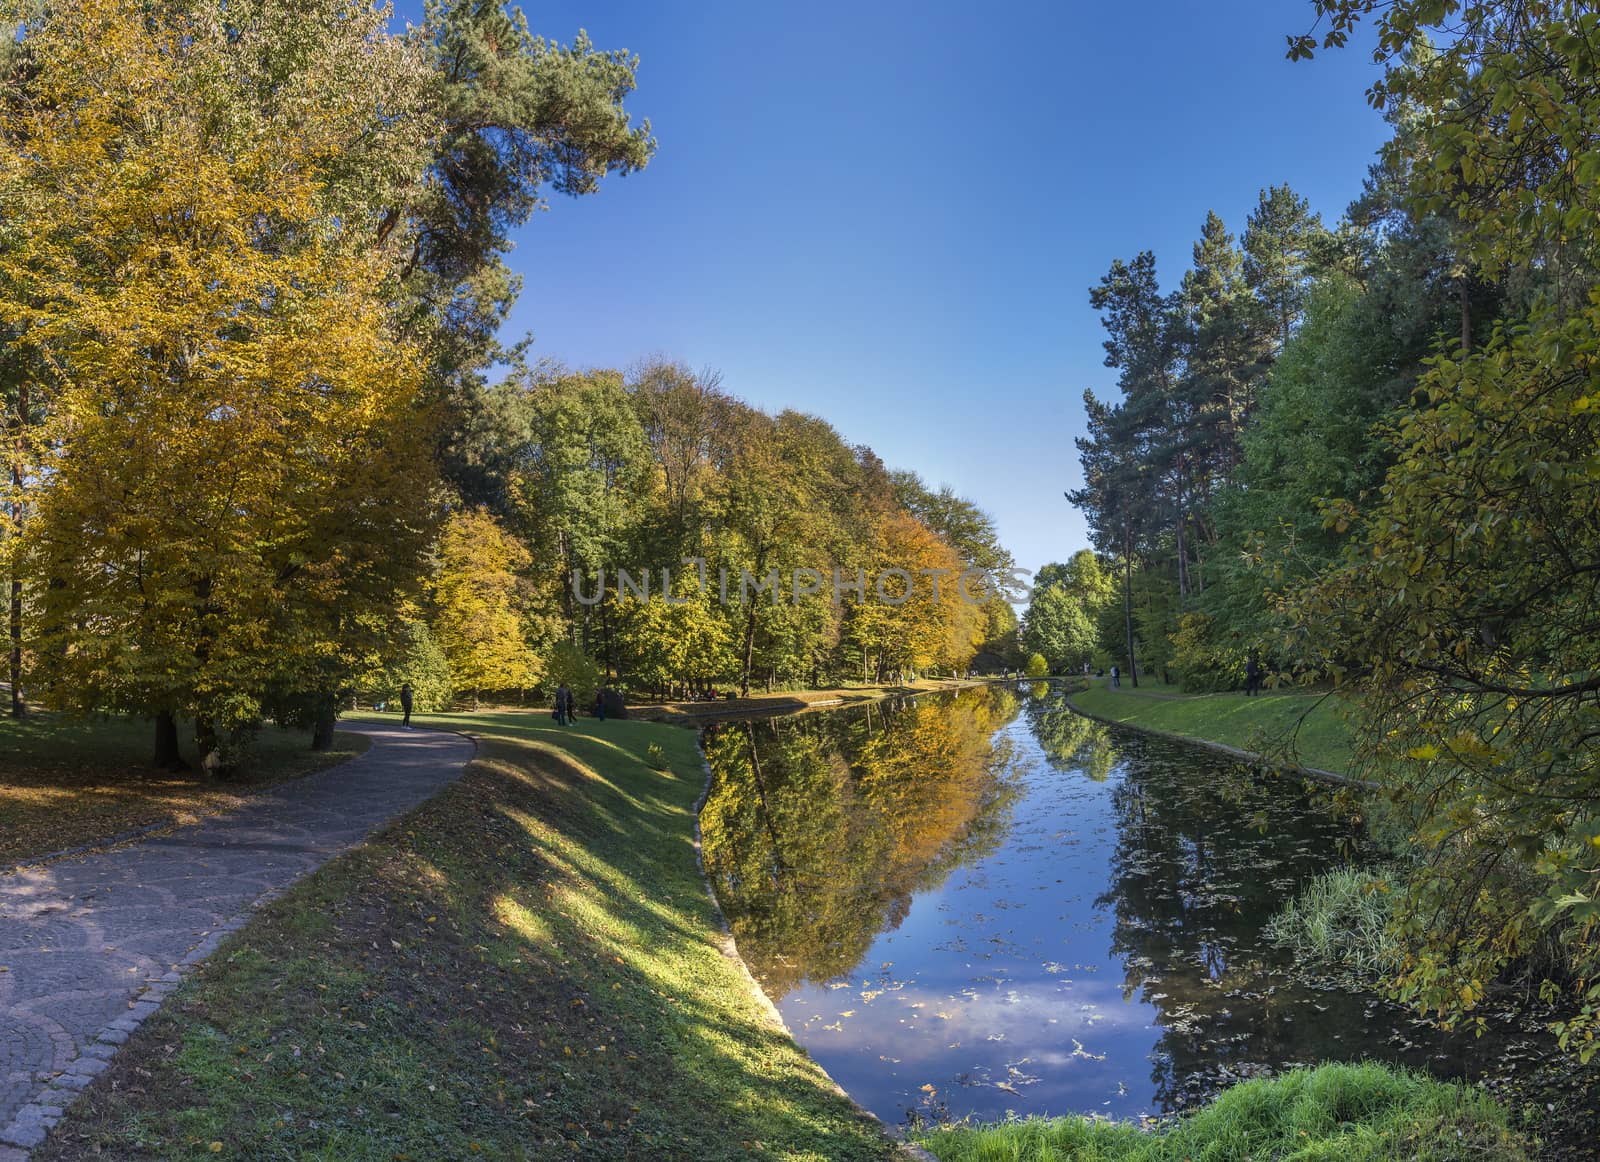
[0,724,473,1155]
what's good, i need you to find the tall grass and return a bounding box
[913,1062,1530,1161]
[1265,865,1400,976]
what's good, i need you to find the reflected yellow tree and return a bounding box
[700,686,1022,996]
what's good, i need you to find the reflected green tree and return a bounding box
[1026,693,1118,782]
[1088,741,1443,1111]
[700,687,1023,996]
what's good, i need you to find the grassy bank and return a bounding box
[1068,678,1355,776]
[39,711,899,1161]
[913,1062,1531,1161]
[0,714,369,866]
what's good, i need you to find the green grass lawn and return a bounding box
[39,710,900,1161]
[0,714,369,866]
[912,1062,1531,1161]
[1068,678,1356,776]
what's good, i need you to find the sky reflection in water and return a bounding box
[699,684,1521,1128]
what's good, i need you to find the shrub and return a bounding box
[1024,652,1050,678]
[544,641,601,707]
[645,742,669,771]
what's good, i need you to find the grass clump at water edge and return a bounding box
[1265,865,1402,977]
[913,1062,1531,1161]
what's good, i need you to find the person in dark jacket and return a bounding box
[400,683,414,728]
[1245,653,1261,697]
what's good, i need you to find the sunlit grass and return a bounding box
[40,710,897,1160]
[1068,679,1355,776]
[914,1062,1530,1161]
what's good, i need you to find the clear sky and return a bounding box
[404,0,1391,578]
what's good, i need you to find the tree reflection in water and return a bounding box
[700,685,1561,1129]
[700,685,1024,997]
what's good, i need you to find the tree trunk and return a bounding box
[311,695,336,751]
[8,575,21,717]
[740,604,757,698]
[194,717,219,767]
[8,381,27,718]
[1122,535,1139,689]
[153,711,185,770]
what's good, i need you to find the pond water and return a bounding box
[698,683,1563,1131]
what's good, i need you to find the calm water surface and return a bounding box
[698,683,1550,1129]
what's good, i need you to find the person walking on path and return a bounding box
[400,682,414,728]
[1111,664,1121,689]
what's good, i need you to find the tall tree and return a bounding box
[431,509,539,708]
[0,0,436,762]
[1242,184,1326,347]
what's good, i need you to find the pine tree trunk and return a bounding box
[1122,534,1139,689]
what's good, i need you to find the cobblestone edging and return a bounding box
[0,725,475,1156]
[0,887,284,1152]
[689,734,940,1162]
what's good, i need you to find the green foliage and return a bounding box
[543,639,600,707]
[1023,652,1049,678]
[915,1062,1529,1161]
[361,618,454,713]
[644,741,669,770]
[1023,550,1112,672]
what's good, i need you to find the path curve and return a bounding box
[0,723,473,1156]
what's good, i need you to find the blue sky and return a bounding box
[407,1,1390,578]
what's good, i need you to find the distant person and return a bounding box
[1245,653,1261,697]
[1110,664,1121,688]
[400,682,414,729]
[594,689,606,722]
[554,684,571,725]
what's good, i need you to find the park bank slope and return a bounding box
[37,713,900,1161]
[1067,679,1357,780]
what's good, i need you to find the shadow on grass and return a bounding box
[38,714,897,1161]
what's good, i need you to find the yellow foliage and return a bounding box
[0,0,436,723]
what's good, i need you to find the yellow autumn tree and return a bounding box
[431,509,540,708]
[0,0,437,759]
[849,511,978,681]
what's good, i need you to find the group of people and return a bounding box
[553,685,612,724]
